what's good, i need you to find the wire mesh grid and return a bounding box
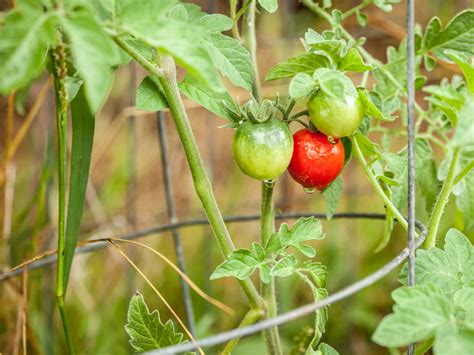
[0,0,418,353]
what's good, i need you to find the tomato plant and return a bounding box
[288,129,344,191]
[0,0,473,354]
[233,119,293,181]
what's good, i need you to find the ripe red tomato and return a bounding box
[287,129,345,191]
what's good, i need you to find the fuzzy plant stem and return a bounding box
[351,135,410,233]
[424,147,461,249]
[261,183,283,355]
[241,1,283,353]
[221,309,265,354]
[154,54,263,310]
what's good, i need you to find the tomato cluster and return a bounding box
[232,92,362,191]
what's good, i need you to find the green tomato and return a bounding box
[307,90,364,138]
[232,119,293,180]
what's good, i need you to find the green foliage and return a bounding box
[211,217,325,281]
[374,229,474,353]
[266,28,371,84]
[125,293,187,352]
[357,88,394,122]
[63,87,95,289]
[266,53,331,81]
[179,75,240,122]
[60,7,119,113]
[0,7,55,93]
[258,0,278,13]
[266,217,324,257]
[135,76,168,112]
[423,10,474,61]
[322,176,342,220]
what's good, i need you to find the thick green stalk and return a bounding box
[156,55,262,310]
[261,183,283,355]
[241,0,282,351]
[221,309,265,354]
[52,32,74,354]
[242,0,262,102]
[350,135,409,232]
[424,147,461,249]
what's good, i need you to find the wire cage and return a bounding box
[0,0,421,354]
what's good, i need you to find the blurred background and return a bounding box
[1,0,473,353]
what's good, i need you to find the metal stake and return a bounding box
[406,0,416,353]
[156,111,196,335]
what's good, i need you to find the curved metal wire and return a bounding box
[146,221,426,354]
[1,212,407,281]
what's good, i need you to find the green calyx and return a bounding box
[243,99,277,123]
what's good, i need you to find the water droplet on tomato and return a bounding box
[328,136,338,145]
[303,187,316,194]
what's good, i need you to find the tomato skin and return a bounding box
[307,90,363,138]
[287,129,345,190]
[232,119,293,180]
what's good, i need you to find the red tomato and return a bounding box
[287,129,345,191]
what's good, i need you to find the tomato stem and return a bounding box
[261,182,283,355]
[424,147,461,249]
[221,309,265,354]
[241,0,283,351]
[242,0,262,102]
[351,135,410,232]
[154,55,263,310]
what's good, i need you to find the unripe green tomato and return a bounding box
[307,90,364,138]
[232,119,293,180]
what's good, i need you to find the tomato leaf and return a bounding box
[117,1,221,91]
[313,68,358,100]
[258,0,278,13]
[356,11,368,27]
[270,254,298,278]
[289,73,316,98]
[265,53,331,81]
[423,10,474,61]
[372,285,453,347]
[61,7,119,113]
[204,33,253,91]
[376,229,474,351]
[382,153,407,210]
[456,169,474,231]
[322,176,342,220]
[0,7,56,93]
[447,51,474,95]
[372,0,400,12]
[179,75,239,122]
[210,242,266,281]
[63,87,95,290]
[125,293,186,352]
[400,229,474,295]
[266,217,324,257]
[136,76,168,112]
[339,48,372,72]
[316,343,339,355]
[450,97,474,148]
[357,88,394,121]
